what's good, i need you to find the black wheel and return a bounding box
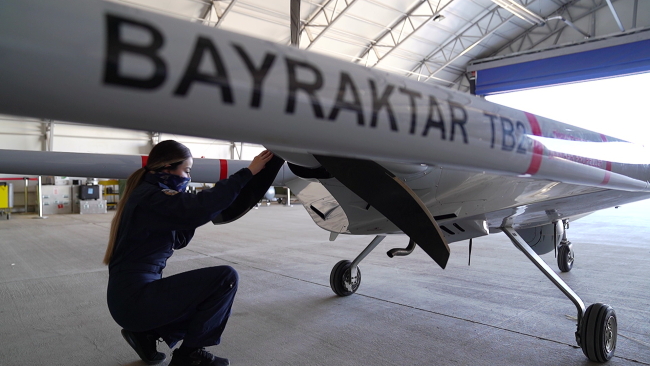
[580,303,617,362]
[558,244,573,272]
[329,260,360,296]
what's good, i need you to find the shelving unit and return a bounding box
[99,180,119,209]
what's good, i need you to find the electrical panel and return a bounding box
[41,185,73,215]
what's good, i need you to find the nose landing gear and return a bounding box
[330,260,360,296]
[329,235,385,297]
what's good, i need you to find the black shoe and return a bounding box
[120,329,167,365]
[169,347,230,366]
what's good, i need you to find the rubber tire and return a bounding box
[580,303,617,363]
[558,244,573,272]
[329,260,360,297]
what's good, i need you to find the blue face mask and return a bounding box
[154,172,191,192]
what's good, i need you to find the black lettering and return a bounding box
[285,58,324,118]
[232,44,276,108]
[174,37,233,103]
[516,121,527,154]
[449,102,468,143]
[398,88,422,134]
[369,80,397,131]
[422,96,445,139]
[328,72,364,125]
[501,116,515,151]
[484,112,498,148]
[104,14,166,89]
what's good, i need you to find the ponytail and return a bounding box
[103,167,147,265]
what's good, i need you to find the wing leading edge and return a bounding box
[1,0,649,194]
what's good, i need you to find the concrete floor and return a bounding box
[0,199,649,366]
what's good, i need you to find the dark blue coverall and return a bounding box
[107,168,253,349]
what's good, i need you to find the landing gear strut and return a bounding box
[503,227,617,363]
[329,235,420,296]
[329,235,385,296]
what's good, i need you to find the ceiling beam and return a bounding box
[354,0,457,68]
[301,0,359,50]
[200,0,237,28]
[290,0,301,46]
[605,0,625,32]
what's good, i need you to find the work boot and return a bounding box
[120,329,166,365]
[169,347,230,366]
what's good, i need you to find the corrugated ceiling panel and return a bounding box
[346,1,403,25]
[397,36,443,56]
[333,15,387,40]
[220,12,289,42]
[116,0,206,20]
[311,37,367,61]
[375,57,419,73]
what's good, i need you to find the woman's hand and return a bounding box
[248,150,274,175]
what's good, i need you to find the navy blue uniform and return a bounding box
[107,168,253,348]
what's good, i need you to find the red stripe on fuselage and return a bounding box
[219,159,227,180]
[524,112,543,175]
[600,134,612,185]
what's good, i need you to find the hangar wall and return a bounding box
[0,114,151,155]
[0,113,264,213]
[0,114,263,160]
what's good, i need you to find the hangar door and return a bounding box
[467,30,650,96]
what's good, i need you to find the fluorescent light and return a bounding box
[492,0,545,26]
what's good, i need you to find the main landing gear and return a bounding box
[557,221,574,272]
[503,227,617,363]
[329,229,616,363]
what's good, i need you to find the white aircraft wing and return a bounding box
[0,0,648,193]
[0,149,296,186]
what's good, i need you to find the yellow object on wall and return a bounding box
[0,185,10,209]
[99,180,120,208]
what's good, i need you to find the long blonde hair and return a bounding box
[103,140,192,265]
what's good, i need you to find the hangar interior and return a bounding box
[2,0,649,157]
[0,0,649,365]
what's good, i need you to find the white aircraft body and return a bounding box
[1,0,649,363]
